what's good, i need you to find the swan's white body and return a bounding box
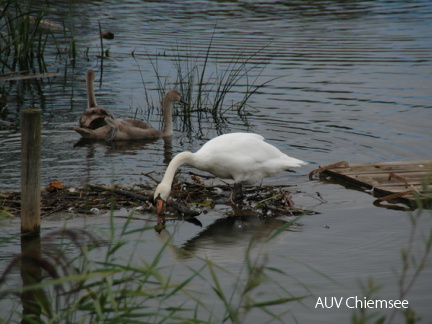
[154,133,307,213]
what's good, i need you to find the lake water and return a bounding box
[1,0,432,322]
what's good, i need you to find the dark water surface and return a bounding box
[1,0,432,322]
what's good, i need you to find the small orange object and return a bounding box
[46,181,63,191]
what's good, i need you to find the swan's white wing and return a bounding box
[194,133,306,184]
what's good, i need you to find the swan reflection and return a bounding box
[155,213,301,262]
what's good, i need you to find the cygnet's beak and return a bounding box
[179,97,188,106]
[155,194,166,215]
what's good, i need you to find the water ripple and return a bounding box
[1,0,431,190]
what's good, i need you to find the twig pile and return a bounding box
[0,179,315,218]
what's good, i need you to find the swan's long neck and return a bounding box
[87,74,97,108]
[161,152,194,188]
[156,152,195,200]
[161,96,173,136]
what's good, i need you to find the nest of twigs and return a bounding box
[0,175,316,219]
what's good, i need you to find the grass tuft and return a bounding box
[0,210,307,323]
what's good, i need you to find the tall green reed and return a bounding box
[3,198,430,323]
[172,40,275,118]
[1,0,44,73]
[133,35,276,133]
[0,209,305,323]
[0,0,71,74]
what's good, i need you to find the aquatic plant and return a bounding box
[0,0,75,125]
[1,0,45,73]
[172,39,276,127]
[0,208,307,323]
[2,192,430,322]
[133,33,276,133]
[0,0,74,74]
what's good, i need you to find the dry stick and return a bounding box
[88,184,150,201]
[141,171,160,184]
[88,184,200,217]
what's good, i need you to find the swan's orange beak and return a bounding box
[155,194,166,215]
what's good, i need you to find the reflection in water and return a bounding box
[0,78,47,129]
[20,234,42,324]
[156,213,300,261]
[0,229,107,323]
[73,135,172,157]
[73,136,174,186]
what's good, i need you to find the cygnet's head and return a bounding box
[164,90,188,106]
[86,69,96,82]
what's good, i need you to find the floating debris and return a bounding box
[90,207,100,214]
[310,160,432,209]
[45,181,64,192]
[101,31,114,39]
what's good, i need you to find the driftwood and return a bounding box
[310,160,432,209]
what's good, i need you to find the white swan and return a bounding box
[153,132,308,214]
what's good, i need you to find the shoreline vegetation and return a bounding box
[0,214,308,323]
[0,190,431,323]
[0,0,74,75]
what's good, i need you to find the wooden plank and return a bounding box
[348,173,425,188]
[312,160,432,209]
[332,163,431,175]
[340,168,427,176]
[347,160,431,168]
